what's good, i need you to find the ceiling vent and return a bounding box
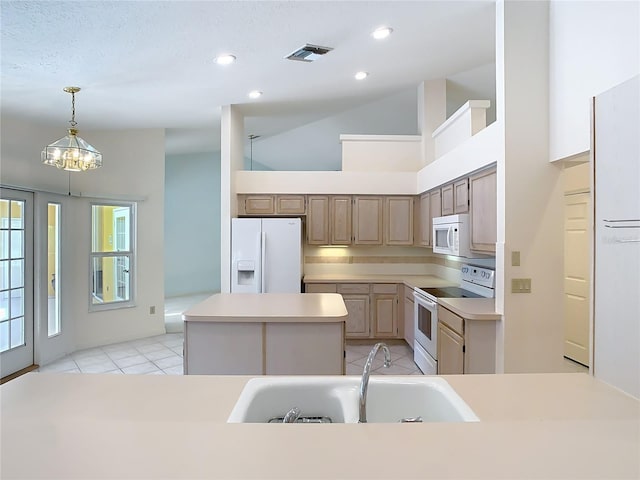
[285,44,333,62]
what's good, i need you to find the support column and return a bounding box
[417,79,447,166]
[220,105,244,293]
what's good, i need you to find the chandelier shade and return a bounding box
[42,87,102,171]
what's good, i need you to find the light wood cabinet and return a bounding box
[384,196,414,245]
[437,304,497,375]
[441,184,454,216]
[342,295,370,337]
[353,196,383,245]
[276,195,305,214]
[418,193,431,246]
[437,322,465,375]
[330,196,352,245]
[307,196,352,245]
[307,196,330,245]
[241,194,305,216]
[371,284,399,338]
[243,195,275,215]
[403,286,415,347]
[305,282,401,339]
[469,168,497,252]
[454,178,469,213]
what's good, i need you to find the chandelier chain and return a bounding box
[69,91,77,128]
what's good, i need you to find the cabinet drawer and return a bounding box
[338,283,370,294]
[438,305,464,335]
[371,283,398,295]
[305,283,337,293]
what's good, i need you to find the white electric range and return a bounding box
[413,264,495,374]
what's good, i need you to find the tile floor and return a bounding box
[38,335,420,376]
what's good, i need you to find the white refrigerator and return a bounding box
[231,217,302,293]
[593,75,640,398]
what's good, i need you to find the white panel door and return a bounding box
[564,192,590,366]
[0,188,34,378]
[261,218,301,293]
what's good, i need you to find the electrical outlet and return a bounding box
[512,251,521,266]
[511,278,532,293]
[149,305,156,315]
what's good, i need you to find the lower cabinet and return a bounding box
[403,286,415,348]
[305,282,400,339]
[437,305,497,374]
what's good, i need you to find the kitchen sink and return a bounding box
[227,376,478,424]
[226,377,356,423]
[355,376,480,423]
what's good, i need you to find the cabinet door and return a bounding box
[429,190,442,244]
[437,322,464,375]
[385,196,414,245]
[372,294,398,338]
[330,196,352,245]
[342,295,370,338]
[441,184,454,216]
[454,178,469,214]
[276,195,305,215]
[404,295,415,347]
[353,196,383,245]
[418,193,431,246]
[307,196,329,245]
[470,168,497,252]
[244,195,275,215]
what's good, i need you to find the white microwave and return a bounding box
[432,214,472,257]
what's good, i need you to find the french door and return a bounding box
[0,188,34,378]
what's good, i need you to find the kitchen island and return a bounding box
[182,293,348,375]
[1,372,638,479]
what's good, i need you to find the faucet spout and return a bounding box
[359,342,391,423]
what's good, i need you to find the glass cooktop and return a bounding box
[419,286,483,299]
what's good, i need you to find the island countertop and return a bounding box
[182,292,348,323]
[1,372,638,479]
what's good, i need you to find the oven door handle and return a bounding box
[413,293,437,309]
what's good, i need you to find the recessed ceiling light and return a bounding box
[215,54,236,65]
[372,26,393,40]
[354,71,368,80]
[248,90,263,99]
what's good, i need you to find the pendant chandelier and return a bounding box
[41,86,102,171]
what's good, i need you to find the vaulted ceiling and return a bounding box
[1,1,495,159]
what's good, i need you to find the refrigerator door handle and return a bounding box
[260,231,266,293]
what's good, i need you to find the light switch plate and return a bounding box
[512,251,521,266]
[511,278,532,293]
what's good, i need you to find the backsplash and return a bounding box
[303,245,495,281]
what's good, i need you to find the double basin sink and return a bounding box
[227,376,479,424]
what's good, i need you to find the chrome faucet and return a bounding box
[359,342,391,423]
[282,406,301,423]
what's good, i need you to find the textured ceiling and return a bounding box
[1,1,495,156]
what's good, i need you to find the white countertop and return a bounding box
[303,274,501,320]
[182,293,348,323]
[2,372,638,479]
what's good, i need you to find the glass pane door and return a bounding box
[0,188,33,378]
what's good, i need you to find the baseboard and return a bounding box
[1,364,39,385]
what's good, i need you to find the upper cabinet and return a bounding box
[441,184,454,216]
[469,168,497,252]
[307,195,352,245]
[384,196,414,245]
[307,196,330,245]
[330,196,352,245]
[454,178,469,214]
[418,193,431,247]
[240,194,305,216]
[353,196,383,245]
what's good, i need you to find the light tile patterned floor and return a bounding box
[38,336,421,376]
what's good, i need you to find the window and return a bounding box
[90,203,135,310]
[48,203,61,336]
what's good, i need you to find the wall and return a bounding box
[165,152,220,297]
[246,88,419,171]
[0,116,166,349]
[496,0,565,373]
[549,0,640,161]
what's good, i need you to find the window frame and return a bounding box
[89,201,136,312]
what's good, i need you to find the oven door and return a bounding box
[413,291,438,360]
